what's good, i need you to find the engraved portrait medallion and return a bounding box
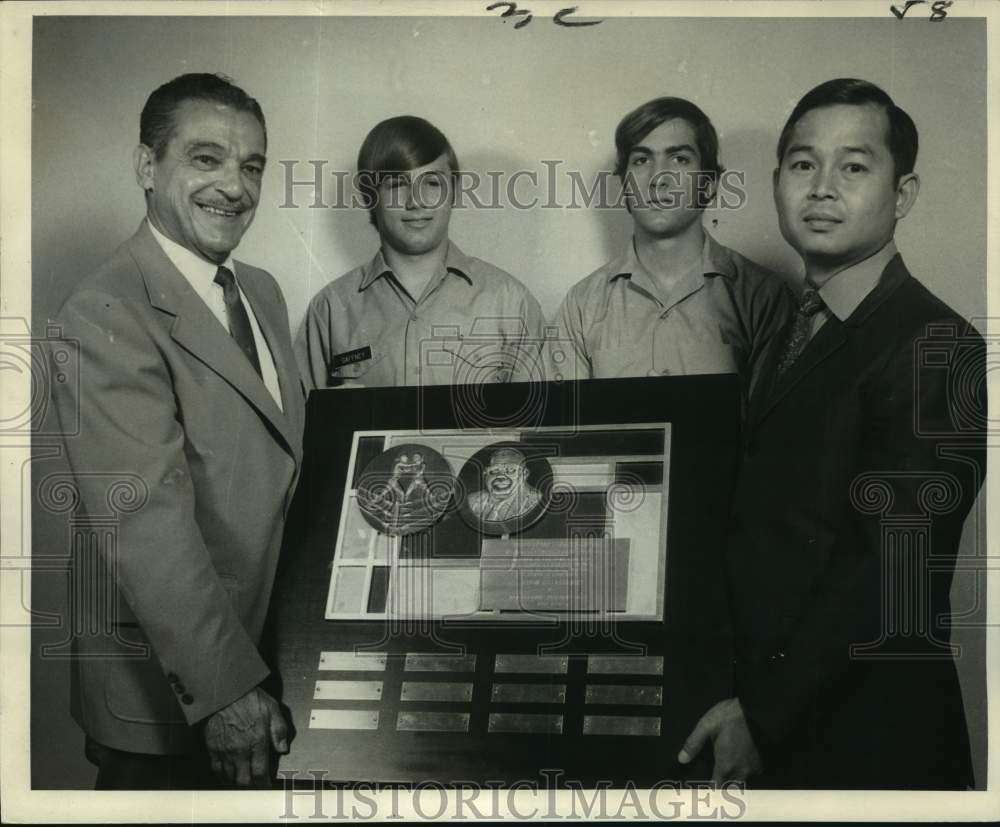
[458,442,553,536]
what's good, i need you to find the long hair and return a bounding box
[356,116,459,226]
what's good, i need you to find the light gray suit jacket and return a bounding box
[52,221,305,754]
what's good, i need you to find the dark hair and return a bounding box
[776,78,918,183]
[357,116,460,227]
[614,96,722,184]
[140,73,267,160]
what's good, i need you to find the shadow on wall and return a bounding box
[319,194,377,280]
[32,209,131,329]
[707,125,801,282]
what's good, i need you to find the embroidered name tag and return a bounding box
[332,346,373,369]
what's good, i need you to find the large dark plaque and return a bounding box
[274,376,741,786]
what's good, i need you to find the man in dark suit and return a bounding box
[51,74,305,788]
[678,78,986,788]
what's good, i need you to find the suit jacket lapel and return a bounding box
[127,222,298,461]
[753,318,849,424]
[750,254,911,429]
[747,325,790,427]
[237,265,305,462]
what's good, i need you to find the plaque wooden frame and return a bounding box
[273,375,741,786]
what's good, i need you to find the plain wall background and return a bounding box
[30,15,987,788]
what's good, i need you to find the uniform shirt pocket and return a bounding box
[590,342,656,378]
[665,341,743,377]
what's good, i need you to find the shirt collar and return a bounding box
[814,241,898,322]
[358,241,474,291]
[147,219,236,300]
[608,232,737,284]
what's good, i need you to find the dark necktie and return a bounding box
[773,287,825,380]
[214,266,262,378]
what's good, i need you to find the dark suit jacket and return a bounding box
[727,254,985,789]
[51,222,306,754]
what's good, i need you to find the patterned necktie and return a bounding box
[214,266,262,378]
[773,287,825,380]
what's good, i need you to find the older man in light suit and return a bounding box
[51,73,305,789]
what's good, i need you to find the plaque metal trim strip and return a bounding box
[488,713,564,734]
[314,680,383,701]
[586,655,663,675]
[400,681,473,702]
[309,709,380,730]
[494,654,569,674]
[404,653,477,672]
[491,683,567,704]
[585,685,662,706]
[396,711,470,732]
[318,651,387,672]
[551,462,612,489]
[583,715,661,736]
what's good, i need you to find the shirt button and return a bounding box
[661,368,670,376]
[173,683,186,695]
[166,672,179,683]
[181,694,194,705]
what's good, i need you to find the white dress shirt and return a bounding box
[148,221,283,410]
